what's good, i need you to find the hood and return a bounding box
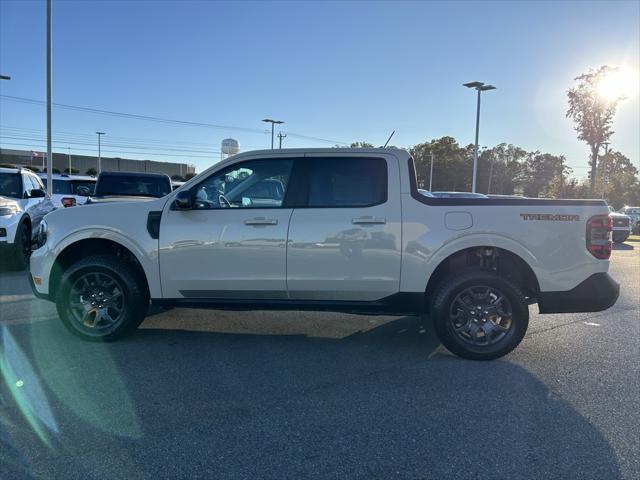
[86,195,159,204]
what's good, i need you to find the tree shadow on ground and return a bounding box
[1,314,622,480]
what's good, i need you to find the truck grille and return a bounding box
[613,218,629,227]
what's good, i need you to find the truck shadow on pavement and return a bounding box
[1,314,622,480]
[613,242,634,250]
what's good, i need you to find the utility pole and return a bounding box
[262,118,284,149]
[46,0,53,197]
[428,153,434,191]
[96,131,105,173]
[277,132,287,149]
[601,142,610,198]
[463,81,496,193]
[68,146,71,174]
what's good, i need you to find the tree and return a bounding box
[598,151,640,209]
[86,167,98,176]
[64,167,80,174]
[566,66,623,194]
[476,143,527,195]
[521,152,570,198]
[171,174,185,181]
[349,141,375,148]
[185,172,196,180]
[411,136,473,192]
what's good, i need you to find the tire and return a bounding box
[429,269,529,360]
[8,221,31,271]
[55,254,148,341]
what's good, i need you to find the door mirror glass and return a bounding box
[76,186,91,197]
[173,190,192,210]
[29,188,47,198]
[242,197,252,207]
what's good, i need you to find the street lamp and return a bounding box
[463,81,496,193]
[0,75,10,80]
[262,118,284,149]
[96,132,105,173]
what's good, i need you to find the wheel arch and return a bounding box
[424,245,541,309]
[49,235,152,302]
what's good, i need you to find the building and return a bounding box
[0,148,196,178]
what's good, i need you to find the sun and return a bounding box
[597,66,639,102]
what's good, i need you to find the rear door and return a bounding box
[286,154,402,301]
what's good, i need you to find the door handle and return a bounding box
[352,217,386,225]
[244,218,278,226]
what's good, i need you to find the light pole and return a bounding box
[262,118,284,149]
[0,75,10,80]
[46,0,53,197]
[428,153,434,191]
[67,146,71,174]
[463,81,496,193]
[96,131,105,173]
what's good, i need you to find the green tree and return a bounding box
[598,151,640,208]
[185,172,196,180]
[64,167,80,174]
[521,152,570,198]
[411,136,473,192]
[477,143,527,195]
[566,66,624,194]
[171,174,185,181]
[349,141,376,148]
[86,167,98,176]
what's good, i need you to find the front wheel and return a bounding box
[55,254,148,341]
[8,221,31,271]
[429,270,529,360]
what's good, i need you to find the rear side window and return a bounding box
[52,179,72,194]
[307,157,387,207]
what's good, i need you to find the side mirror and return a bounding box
[29,189,46,198]
[242,197,252,207]
[173,190,192,210]
[77,186,91,197]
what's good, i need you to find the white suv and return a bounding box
[38,173,96,208]
[0,167,55,269]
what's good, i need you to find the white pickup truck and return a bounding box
[29,148,619,360]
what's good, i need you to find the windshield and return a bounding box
[0,172,22,198]
[96,175,171,197]
[70,180,96,195]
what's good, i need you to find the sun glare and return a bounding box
[597,66,639,102]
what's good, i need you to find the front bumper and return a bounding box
[538,272,619,314]
[28,272,51,301]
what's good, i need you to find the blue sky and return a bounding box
[1,0,638,174]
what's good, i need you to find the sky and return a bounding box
[0,0,638,175]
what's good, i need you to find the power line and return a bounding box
[0,95,349,145]
[0,141,215,158]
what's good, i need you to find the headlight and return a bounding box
[34,220,48,249]
[0,204,18,216]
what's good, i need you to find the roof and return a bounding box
[98,171,171,178]
[0,166,39,175]
[38,173,97,181]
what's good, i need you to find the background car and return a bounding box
[86,171,173,204]
[0,167,55,269]
[619,206,640,234]
[609,206,632,242]
[38,173,96,208]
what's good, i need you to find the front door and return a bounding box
[159,157,295,299]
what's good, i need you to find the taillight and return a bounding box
[62,197,76,208]
[586,215,612,259]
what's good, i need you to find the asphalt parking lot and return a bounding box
[0,242,638,480]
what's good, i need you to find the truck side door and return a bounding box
[286,154,402,301]
[158,156,296,299]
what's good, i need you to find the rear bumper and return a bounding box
[538,272,619,314]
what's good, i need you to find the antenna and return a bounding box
[383,130,395,148]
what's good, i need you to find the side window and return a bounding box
[21,174,33,196]
[307,157,387,208]
[31,175,45,190]
[192,158,294,210]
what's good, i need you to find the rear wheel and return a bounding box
[429,270,529,360]
[55,254,148,341]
